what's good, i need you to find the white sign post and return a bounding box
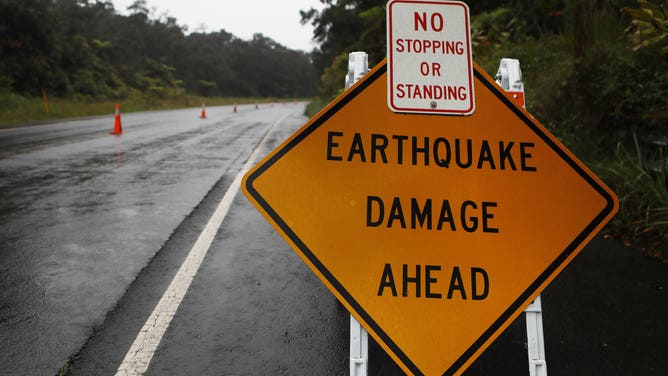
[495,58,549,376]
[346,51,370,376]
[387,0,475,115]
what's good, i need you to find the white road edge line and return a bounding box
[114,111,293,376]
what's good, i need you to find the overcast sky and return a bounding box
[111,0,325,51]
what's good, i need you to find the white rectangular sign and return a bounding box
[387,0,475,115]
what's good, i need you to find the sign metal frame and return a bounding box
[243,60,617,376]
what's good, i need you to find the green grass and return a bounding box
[303,96,330,119]
[594,135,668,261]
[0,92,295,126]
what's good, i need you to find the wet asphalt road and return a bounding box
[0,103,312,375]
[1,103,666,376]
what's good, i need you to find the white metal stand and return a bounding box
[343,55,548,376]
[345,51,369,89]
[525,296,548,376]
[345,51,370,376]
[350,315,369,376]
[496,58,548,376]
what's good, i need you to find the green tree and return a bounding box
[301,0,385,99]
[1,0,317,100]
[0,0,58,94]
[623,0,668,54]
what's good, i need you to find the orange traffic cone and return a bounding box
[109,103,122,135]
[200,102,207,119]
[233,103,237,113]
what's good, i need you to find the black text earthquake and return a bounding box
[326,131,537,171]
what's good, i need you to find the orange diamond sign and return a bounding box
[242,60,617,376]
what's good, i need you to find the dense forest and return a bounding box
[300,0,668,259]
[0,0,318,99]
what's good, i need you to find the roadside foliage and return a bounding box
[0,0,318,100]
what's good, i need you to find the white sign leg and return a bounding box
[345,51,369,376]
[350,316,369,376]
[496,58,548,376]
[525,296,548,376]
